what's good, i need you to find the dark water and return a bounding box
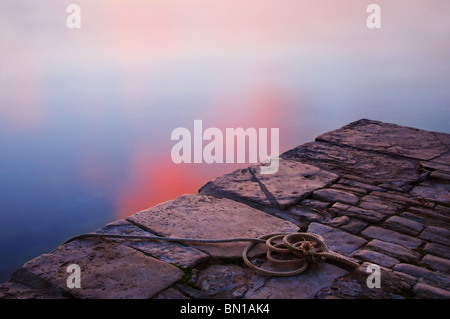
[1,0,450,283]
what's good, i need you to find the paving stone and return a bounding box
[430,171,450,182]
[353,250,399,268]
[408,207,450,226]
[312,188,360,205]
[341,219,368,234]
[400,212,426,224]
[196,264,254,298]
[366,240,420,262]
[411,185,450,204]
[300,199,331,209]
[95,219,209,268]
[341,177,384,192]
[384,216,424,236]
[15,240,184,299]
[328,216,350,227]
[419,226,450,246]
[307,222,367,256]
[253,159,339,208]
[362,226,423,249]
[421,161,450,174]
[200,159,338,209]
[393,264,450,288]
[337,205,385,223]
[358,195,402,215]
[281,141,419,186]
[421,255,450,274]
[0,278,66,299]
[371,191,422,206]
[127,194,298,258]
[316,119,447,160]
[424,243,450,259]
[155,287,189,299]
[432,153,450,166]
[330,184,368,195]
[244,263,349,299]
[287,206,330,223]
[414,282,450,299]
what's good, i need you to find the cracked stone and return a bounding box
[200,159,338,209]
[127,194,298,258]
[14,240,184,299]
[94,219,209,268]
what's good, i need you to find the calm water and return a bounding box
[1,0,450,282]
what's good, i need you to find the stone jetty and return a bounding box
[1,119,449,299]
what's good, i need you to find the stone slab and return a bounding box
[200,159,338,209]
[282,141,419,187]
[316,119,448,160]
[383,216,424,236]
[419,226,450,246]
[353,250,399,268]
[411,184,450,204]
[244,262,349,299]
[16,240,184,299]
[366,239,420,262]
[421,255,450,274]
[127,194,298,258]
[393,264,450,288]
[95,219,209,268]
[414,282,450,299]
[312,188,360,205]
[307,222,367,256]
[361,226,423,249]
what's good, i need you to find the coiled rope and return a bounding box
[62,232,359,276]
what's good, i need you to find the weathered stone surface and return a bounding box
[200,159,338,208]
[196,264,254,298]
[16,240,184,299]
[0,279,65,299]
[366,239,420,262]
[421,161,450,174]
[288,206,330,223]
[341,177,384,192]
[127,194,298,258]
[244,263,349,299]
[421,255,450,274]
[414,282,450,299]
[155,287,189,299]
[330,183,368,195]
[312,188,360,205]
[282,141,419,186]
[95,219,209,268]
[334,204,385,223]
[316,119,447,160]
[361,226,423,249]
[353,250,399,268]
[408,207,450,226]
[430,171,450,182]
[307,222,367,256]
[424,243,450,259]
[393,264,450,288]
[432,153,450,166]
[341,219,368,234]
[371,191,421,206]
[300,199,331,209]
[419,226,450,246]
[411,184,450,204]
[253,160,339,208]
[384,216,424,236]
[359,195,402,215]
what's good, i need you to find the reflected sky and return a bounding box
[1,0,449,282]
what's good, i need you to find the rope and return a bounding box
[62,231,359,276]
